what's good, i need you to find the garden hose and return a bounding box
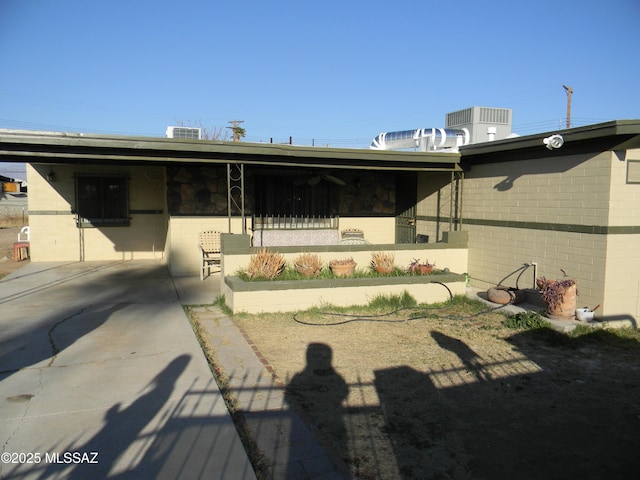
[291,281,511,326]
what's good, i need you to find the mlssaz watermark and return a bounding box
[1,451,99,465]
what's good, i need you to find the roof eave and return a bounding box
[0,129,461,172]
[459,120,640,164]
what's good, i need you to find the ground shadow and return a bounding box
[0,262,172,377]
[40,355,191,479]
[285,343,349,477]
[373,329,640,479]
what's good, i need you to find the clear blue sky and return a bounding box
[1,0,639,154]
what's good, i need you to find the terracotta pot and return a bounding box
[487,286,525,305]
[374,266,394,275]
[411,265,433,275]
[546,284,577,319]
[330,263,356,277]
[296,265,320,277]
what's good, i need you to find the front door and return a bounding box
[395,173,417,243]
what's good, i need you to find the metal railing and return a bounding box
[252,214,339,230]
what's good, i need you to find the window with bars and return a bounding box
[255,174,335,219]
[75,174,129,227]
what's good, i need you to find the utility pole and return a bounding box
[562,84,573,128]
[227,120,245,142]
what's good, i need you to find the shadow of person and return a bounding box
[285,343,349,476]
[40,354,191,479]
[431,331,491,382]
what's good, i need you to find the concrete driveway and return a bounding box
[0,260,255,480]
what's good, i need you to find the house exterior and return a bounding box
[0,120,639,322]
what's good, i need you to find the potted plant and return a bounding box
[244,248,286,280]
[536,269,577,319]
[407,258,435,275]
[370,251,395,275]
[293,253,324,278]
[329,257,357,277]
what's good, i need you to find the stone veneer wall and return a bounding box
[166,166,396,217]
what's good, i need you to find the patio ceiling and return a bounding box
[0,129,462,172]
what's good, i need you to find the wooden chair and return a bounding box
[198,231,221,280]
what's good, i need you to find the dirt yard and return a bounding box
[0,226,29,279]
[233,300,640,479]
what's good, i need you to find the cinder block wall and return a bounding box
[27,164,168,262]
[460,149,640,320]
[602,149,640,320]
[167,216,248,276]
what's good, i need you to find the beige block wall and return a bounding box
[608,148,640,226]
[168,215,399,277]
[463,153,611,225]
[228,281,466,314]
[462,153,611,312]
[27,164,168,262]
[220,244,468,307]
[603,234,640,320]
[336,217,396,244]
[601,148,640,319]
[462,150,640,321]
[167,216,249,276]
[464,224,606,309]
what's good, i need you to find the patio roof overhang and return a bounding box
[0,129,462,172]
[459,119,640,166]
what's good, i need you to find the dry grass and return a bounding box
[233,298,525,478]
[231,296,640,479]
[0,214,27,228]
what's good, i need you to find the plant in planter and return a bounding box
[293,253,324,277]
[407,258,435,275]
[370,251,395,275]
[329,257,357,277]
[536,269,577,319]
[244,248,286,280]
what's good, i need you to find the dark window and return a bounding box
[255,174,335,218]
[75,174,129,226]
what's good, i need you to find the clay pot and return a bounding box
[546,284,577,319]
[330,263,356,277]
[296,265,320,277]
[487,286,525,305]
[374,266,394,275]
[411,264,433,275]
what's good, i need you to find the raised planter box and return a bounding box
[224,272,467,314]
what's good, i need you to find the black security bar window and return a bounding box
[75,174,129,227]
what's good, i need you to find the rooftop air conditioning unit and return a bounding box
[165,126,202,140]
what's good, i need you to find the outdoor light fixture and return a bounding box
[47,171,56,182]
[543,134,564,150]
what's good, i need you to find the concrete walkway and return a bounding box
[0,261,255,480]
[174,271,349,478]
[191,306,349,480]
